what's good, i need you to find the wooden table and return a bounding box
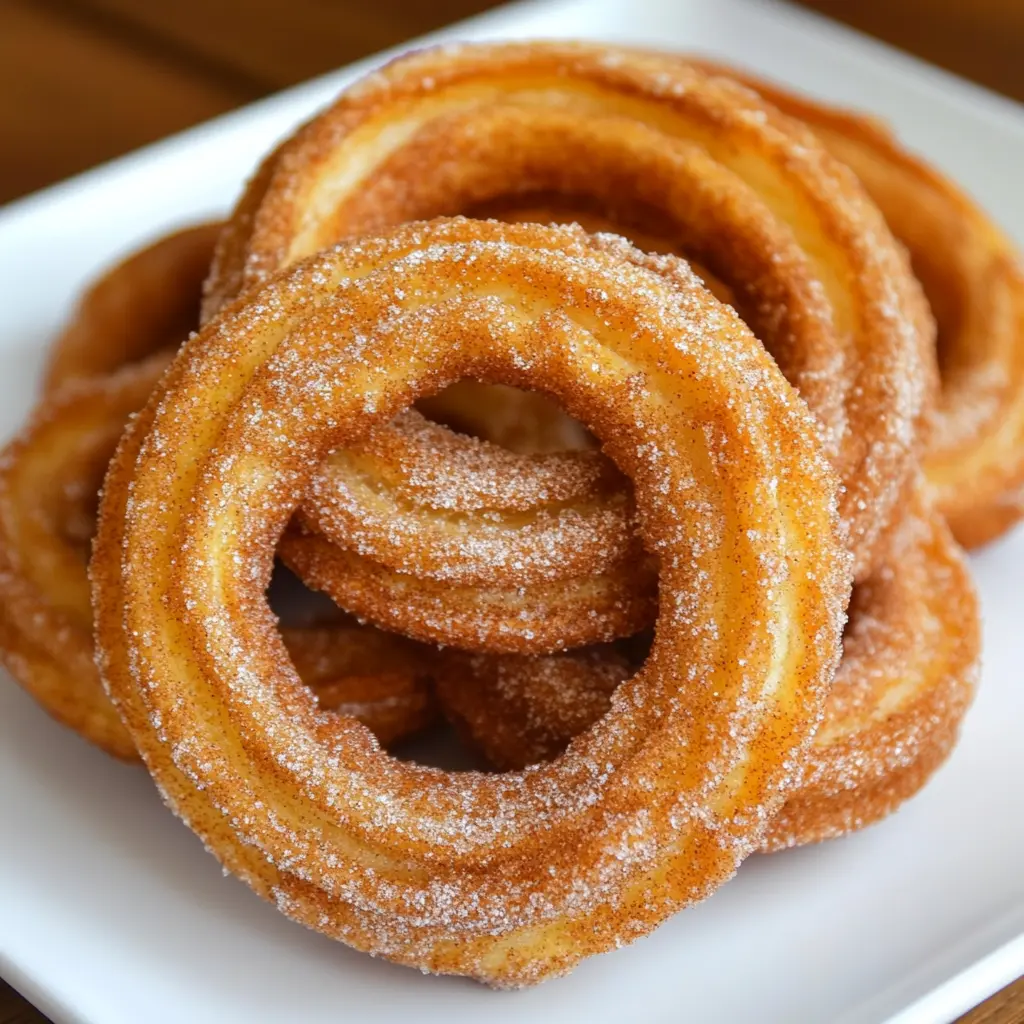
[0,1,1021,1020]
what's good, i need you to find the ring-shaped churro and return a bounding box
[206,41,930,582]
[93,218,849,985]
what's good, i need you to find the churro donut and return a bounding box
[92,218,849,985]
[205,41,931,581]
[438,485,979,849]
[0,360,436,758]
[691,59,1024,548]
[43,222,221,393]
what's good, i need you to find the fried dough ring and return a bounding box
[43,222,221,393]
[206,41,930,582]
[0,360,435,758]
[438,485,979,849]
[691,60,1024,548]
[93,218,849,985]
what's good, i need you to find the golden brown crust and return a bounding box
[762,485,979,849]
[205,41,931,581]
[43,223,222,394]
[288,236,682,651]
[279,525,657,654]
[301,406,636,590]
[92,218,849,985]
[691,59,1024,549]
[293,235,729,620]
[436,484,979,849]
[0,358,169,758]
[0,360,437,757]
[436,645,634,772]
[467,198,736,303]
[39,215,652,649]
[269,624,436,747]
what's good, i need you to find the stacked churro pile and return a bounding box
[3,43,1019,986]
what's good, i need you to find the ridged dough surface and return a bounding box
[93,218,849,985]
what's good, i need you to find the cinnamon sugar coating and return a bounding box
[0,34,1003,994]
[691,59,1024,550]
[92,218,849,985]
[43,222,222,394]
[205,41,931,582]
[0,358,170,758]
[300,408,632,588]
[0,358,436,758]
[763,483,979,849]
[273,623,436,747]
[279,524,656,654]
[437,483,979,849]
[436,644,635,773]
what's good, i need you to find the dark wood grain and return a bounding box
[64,0,504,88]
[957,975,1024,1024]
[0,987,49,1024]
[795,0,1024,103]
[0,0,256,205]
[1,0,1023,1020]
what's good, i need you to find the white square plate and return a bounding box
[1,1,1022,1021]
